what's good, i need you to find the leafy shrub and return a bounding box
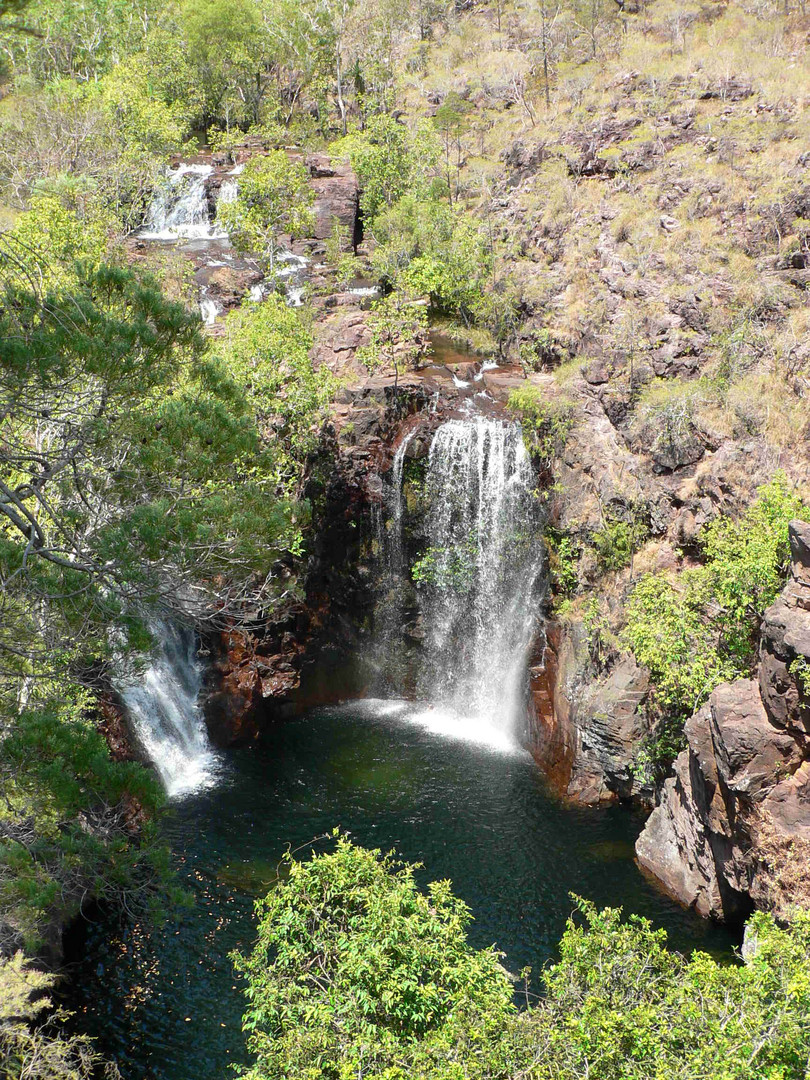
[528,899,810,1080]
[217,151,314,271]
[330,115,442,225]
[507,386,574,467]
[1,952,103,1079]
[218,296,335,509]
[236,840,810,1080]
[412,537,478,593]
[623,473,808,768]
[371,195,491,323]
[545,530,580,600]
[0,699,170,950]
[592,515,650,573]
[233,836,516,1080]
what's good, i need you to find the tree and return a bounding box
[331,114,442,225]
[0,202,298,704]
[179,0,270,128]
[233,836,517,1079]
[236,840,810,1080]
[537,0,564,108]
[218,151,315,272]
[1,951,103,1076]
[357,292,427,394]
[432,91,472,202]
[217,295,336,505]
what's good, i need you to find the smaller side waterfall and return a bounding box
[370,432,417,693]
[118,623,219,798]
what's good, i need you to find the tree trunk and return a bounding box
[336,48,347,136]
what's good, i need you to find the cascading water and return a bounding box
[418,418,544,730]
[376,416,545,748]
[369,431,417,693]
[140,164,227,241]
[118,622,219,798]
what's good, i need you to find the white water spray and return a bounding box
[118,623,219,798]
[377,417,544,746]
[140,164,227,241]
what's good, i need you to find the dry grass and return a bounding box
[753,808,810,919]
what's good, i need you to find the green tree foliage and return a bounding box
[217,295,335,508]
[507,386,573,468]
[1,951,101,1078]
[218,151,315,272]
[372,196,492,324]
[623,473,808,762]
[331,115,442,225]
[178,0,266,127]
[0,695,170,950]
[2,0,163,82]
[356,292,427,388]
[233,836,517,1080]
[0,209,282,670]
[0,200,316,774]
[526,899,810,1080]
[237,840,810,1080]
[0,72,190,226]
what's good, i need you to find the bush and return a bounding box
[0,698,170,951]
[331,116,442,226]
[236,840,810,1080]
[233,836,517,1080]
[371,196,491,323]
[507,386,574,467]
[592,515,649,573]
[1,952,103,1079]
[623,473,808,769]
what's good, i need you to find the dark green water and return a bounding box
[65,701,737,1080]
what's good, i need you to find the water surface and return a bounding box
[65,701,737,1080]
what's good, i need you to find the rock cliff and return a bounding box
[636,520,810,920]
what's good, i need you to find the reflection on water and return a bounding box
[64,702,738,1080]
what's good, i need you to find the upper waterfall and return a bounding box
[140,163,228,241]
[375,416,545,746]
[118,622,220,798]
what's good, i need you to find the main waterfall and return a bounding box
[376,416,545,746]
[118,623,219,798]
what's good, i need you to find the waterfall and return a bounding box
[370,432,417,693]
[199,288,221,326]
[377,417,544,746]
[118,623,219,798]
[140,164,227,241]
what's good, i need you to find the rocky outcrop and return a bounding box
[531,622,650,802]
[305,152,360,249]
[636,520,810,920]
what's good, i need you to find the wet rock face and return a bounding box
[530,626,650,803]
[636,520,810,921]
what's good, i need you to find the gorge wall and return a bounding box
[127,128,810,929]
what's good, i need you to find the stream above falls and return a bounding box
[64,699,738,1080]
